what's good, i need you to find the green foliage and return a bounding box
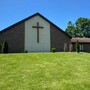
[52,48,56,53]
[76,40,80,53]
[24,50,28,53]
[65,21,76,37]
[76,17,90,37]
[0,53,90,90]
[65,17,90,37]
[2,40,8,53]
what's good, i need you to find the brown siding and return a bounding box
[72,43,90,52]
[50,24,71,51]
[84,44,90,52]
[0,22,25,53]
[72,44,76,51]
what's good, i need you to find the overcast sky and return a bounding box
[0,0,90,31]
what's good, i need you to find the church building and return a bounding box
[0,13,71,52]
[71,38,90,52]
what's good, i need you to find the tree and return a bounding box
[76,40,80,53]
[2,40,8,53]
[75,17,90,37]
[65,21,75,37]
[65,17,90,38]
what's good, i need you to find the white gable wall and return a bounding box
[25,15,51,52]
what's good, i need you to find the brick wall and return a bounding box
[72,43,90,52]
[50,24,71,51]
[84,44,90,52]
[0,20,71,53]
[0,22,25,53]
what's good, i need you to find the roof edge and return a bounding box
[0,12,40,34]
[0,12,71,38]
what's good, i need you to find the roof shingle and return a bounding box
[71,38,90,43]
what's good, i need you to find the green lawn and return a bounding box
[0,52,90,90]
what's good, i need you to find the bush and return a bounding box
[76,40,80,53]
[52,48,56,53]
[2,40,8,53]
[25,50,28,53]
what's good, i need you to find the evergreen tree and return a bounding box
[2,40,8,53]
[76,40,80,53]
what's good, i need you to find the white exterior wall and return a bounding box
[25,15,51,52]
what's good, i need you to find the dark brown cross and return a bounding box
[32,22,44,43]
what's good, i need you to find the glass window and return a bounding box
[80,44,84,51]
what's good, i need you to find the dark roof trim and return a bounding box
[0,12,71,38]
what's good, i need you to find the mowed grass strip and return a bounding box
[0,52,90,90]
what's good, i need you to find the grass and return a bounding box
[0,52,90,90]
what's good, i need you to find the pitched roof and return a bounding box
[0,12,71,38]
[71,38,90,43]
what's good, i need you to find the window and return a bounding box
[80,44,84,51]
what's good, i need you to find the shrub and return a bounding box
[76,40,80,53]
[52,48,56,53]
[25,50,28,53]
[2,40,8,53]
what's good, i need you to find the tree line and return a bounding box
[65,17,90,38]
